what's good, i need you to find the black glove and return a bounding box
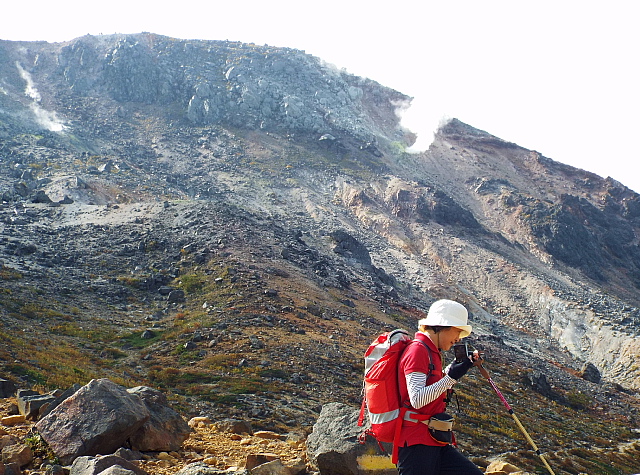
[448,357,473,381]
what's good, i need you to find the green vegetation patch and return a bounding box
[178,273,208,293]
[24,432,57,463]
[202,352,238,370]
[148,367,220,387]
[18,303,66,320]
[120,330,164,349]
[259,368,289,379]
[5,363,47,385]
[51,322,116,342]
[221,376,263,394]
[565,389,593,410]
[116,276,143,288]
[101,347,128,359]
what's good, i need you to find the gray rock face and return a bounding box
[167,288,186,303]
[69,454,148,475]
[330,230,372,266]
[34,379,151,465]
[50,34,409,148]
[307,403,386,475]
[2,461,22,475]
[39,383,82,419]
[250,459,290,475]
[126,386,192,452]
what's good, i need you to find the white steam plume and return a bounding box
[396,95,450,154]
[16,61,66,132]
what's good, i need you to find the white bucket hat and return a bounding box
[418,299,472,338]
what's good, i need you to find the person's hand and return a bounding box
[448,357,474,380]
[472,350,484,367]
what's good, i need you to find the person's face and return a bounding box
[438,327,464,351]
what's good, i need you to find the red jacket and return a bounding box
[397,332,448,446]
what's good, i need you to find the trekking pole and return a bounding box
[477,363,557,475]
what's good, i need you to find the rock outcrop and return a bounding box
[307,403,393,475]
[29,379,191,466]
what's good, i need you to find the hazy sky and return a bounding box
[3,1,639,192]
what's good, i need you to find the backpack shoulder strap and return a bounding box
[414,339,455,405]
[412,338,435,375]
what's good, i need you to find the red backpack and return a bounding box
[358,329,411,463]
[358,329,435,464]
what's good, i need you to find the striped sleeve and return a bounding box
[405,372,456,409]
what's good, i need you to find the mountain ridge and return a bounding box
[1,33,640,474]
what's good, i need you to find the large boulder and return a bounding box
[307,403,391,475]
[35,379,150,465]
[69,454,148,475]
[39,383,82,419]
[126,386,191,451]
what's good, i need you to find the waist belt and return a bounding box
[405,411,454,431]
[427,417,454,431]
[404,411,431,423]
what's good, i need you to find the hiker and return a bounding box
[397,299,483,475]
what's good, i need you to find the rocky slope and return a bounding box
[0,397,307,475]
[1,33,640,474]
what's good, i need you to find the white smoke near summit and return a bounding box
[17,62,41,101]
[16,61,66,132]
[394,95,449,154]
